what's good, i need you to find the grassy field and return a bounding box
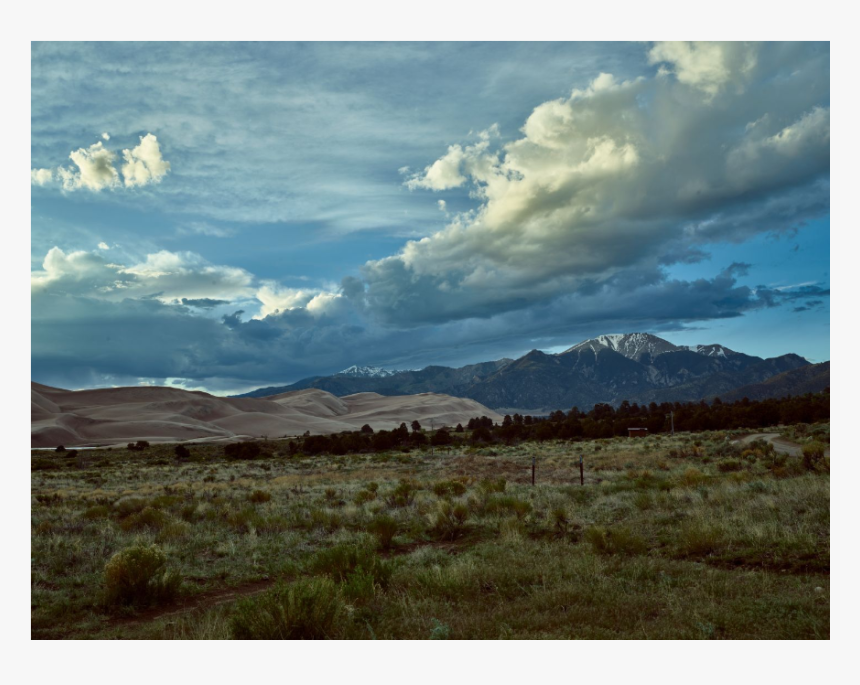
[30,426,830,639]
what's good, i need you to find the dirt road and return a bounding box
[738,433,829,458]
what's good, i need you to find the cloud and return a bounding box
[177,222,236,238]
[31,168,53,186]
[353,44,828,327]
[648,41,758,98]
[44,133,170,192]
[97,242,110,250]
[57,140,119,191]
[31,246,255,303]
[121,133,171,187]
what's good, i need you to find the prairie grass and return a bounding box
[30,425,829,639]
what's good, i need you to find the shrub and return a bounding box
[432,480,467,497]
[717,459,744,473]
[584,526,648,556]
[103,544,181,608]
[485,495,532,520]
[386,479,418,508]
[368,514,399,550]
[119,506,170,532]
[432,501,469,541]
[309,544,393,589]
[230,578,344,639]
[802,442,827,471]
[82,504,111,520]
[429,618,451,640]
[174,444,191,460]
[224,441,262,460]
[353,489,377,505]
[248,489,272,504]
[680,467,707,487]
[479,478,506,494]
[113,497,150,517]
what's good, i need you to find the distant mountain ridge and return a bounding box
[237,333,824,412]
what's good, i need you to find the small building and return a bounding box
[627,427,648,438]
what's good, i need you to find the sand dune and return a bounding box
[31,383,502,448]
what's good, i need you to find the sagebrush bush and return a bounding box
[680,467,707,487]
[248,489,271,504]
[717,459,743,473]
[432,480,467,497]
[432,501,469,541]
[309,544,393,589]
[230,578,344,639]
[802,442,827,471]
[103,544,181,608]
[119,506,169,532]
[386,479,418,508]
[368,514,399,550]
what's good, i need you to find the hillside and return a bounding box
[714,361,831,402]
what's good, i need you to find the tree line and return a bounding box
[282,391,829,456]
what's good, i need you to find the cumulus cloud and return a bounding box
[31,246,255,303]
[648,41,758,98]
[357,44,829,327]
[44,133,170,192]
[56,141,119,191]
[97,242,110,250]
[121,133,171,187]
[31,168,53,186]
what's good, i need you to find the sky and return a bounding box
[31,41,830,394]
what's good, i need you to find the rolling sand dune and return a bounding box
[31,383,502,448]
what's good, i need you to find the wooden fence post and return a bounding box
[531,456,536,486]
[580,455,584,486]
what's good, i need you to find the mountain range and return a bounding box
[237,333,828,413]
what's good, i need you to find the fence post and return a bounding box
[580,455,584,486]
[531,456,536,486]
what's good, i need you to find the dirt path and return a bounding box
[737,433,829,458]
[110,539,467,630]
[110,577,277,629]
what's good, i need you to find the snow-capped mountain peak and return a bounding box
[683,344,737,358]
[337,365,395,378]
[564,333,681,361]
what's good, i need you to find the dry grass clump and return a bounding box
[230,578,344,639]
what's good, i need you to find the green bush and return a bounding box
[432,480,467,497]
[82,504,111,520]
[353,489,377,505]
[717,459,744,473]
[103,544,181,608]
[230,578,344,639]
[432,501,469,541]
[479,478,507,494]
[119,506,169,532]
[309,544,393,589]
[802,442,827,471]
[386,479,418,508]
[368,514,399,550]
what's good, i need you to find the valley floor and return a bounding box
[31,427,830,639]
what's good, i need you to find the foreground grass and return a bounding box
[31,428,829,639]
